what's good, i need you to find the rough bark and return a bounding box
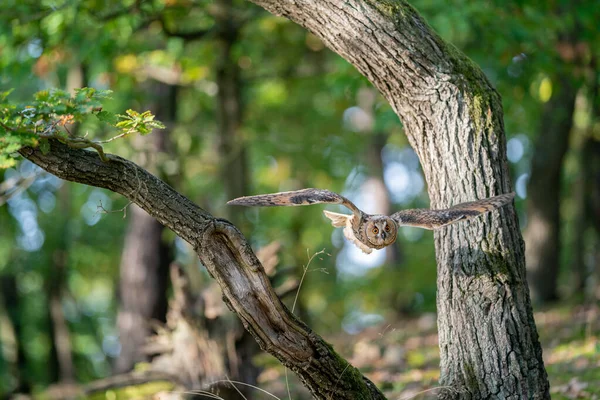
[20,140,386,400]
[524,76,577,303]
[244,0,549,398]
[115,83,174,373]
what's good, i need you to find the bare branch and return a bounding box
[19,139,387,400]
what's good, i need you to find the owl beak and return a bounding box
[381,231,387,240]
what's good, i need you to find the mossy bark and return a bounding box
[247,0,549,397]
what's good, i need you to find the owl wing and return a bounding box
[228,188,362,218]
[391,192,515,230]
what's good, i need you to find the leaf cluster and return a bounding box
[0,88,164,168]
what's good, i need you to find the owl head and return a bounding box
[364,216,397,248]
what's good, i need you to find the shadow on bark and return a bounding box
[437,244,547,398]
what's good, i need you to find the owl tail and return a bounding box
[322,210,350,228]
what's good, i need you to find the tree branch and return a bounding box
[19,140,386,400]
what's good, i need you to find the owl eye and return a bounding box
[385,225,390,232]
[372,227,379,235]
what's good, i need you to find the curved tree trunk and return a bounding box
[246,0,549,397]
[524,76,577,303]
[22,140,387,399]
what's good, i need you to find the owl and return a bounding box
[228,189,515,254]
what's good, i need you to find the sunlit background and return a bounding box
[0,0,598,398]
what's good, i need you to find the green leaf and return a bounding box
[0,89,15,102]
[96,110,117,124]
[39,138,50,154]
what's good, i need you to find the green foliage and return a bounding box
[0,88,164,168]
[115,109,166,136]
[1,0,598,397]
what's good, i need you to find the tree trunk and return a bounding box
[115,83,174,373]
[46,182,75,383]
[245,1,549,397]
[22,140,387,399]
[574,69,600,296]
[524,76,577,303]
[21,0,551,398]
[216,0,248,229]
[214,2,260,396]
[0,274,30,394]
[44,64,84,383]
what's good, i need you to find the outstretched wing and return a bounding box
[391,192,515,230]
[228,188,362,218]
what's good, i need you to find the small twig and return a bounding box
[209,380,281,400]
[0,172,42,206]
[291,249,328,314]
[378,324,392,338]
[0,120,14,131]
[225,375,248,400]
[285,368,292,400]
[329,363,351,400]
[39,132,110,162]
[286,249,330,398]
[94,128,136,144]
[169,390,225,400]
[96,199,133,219]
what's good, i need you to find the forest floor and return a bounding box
[43,302,600,399]
[257,303,600,400]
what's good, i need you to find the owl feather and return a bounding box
[228,189,515,253]
[391,192,515,229]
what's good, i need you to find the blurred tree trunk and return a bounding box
[572,136,600,294]
[114,83,175,373]
[0,274,29,394]
[572,70,599,294]
[45,64,87,383]
[46,183,75,383]
[217,0,248,229]
[574,68,600,296]
[214,0,260,395]
[524,75,577,303]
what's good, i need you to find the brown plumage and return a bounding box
[391,192,515,230]
[228,189,515,254]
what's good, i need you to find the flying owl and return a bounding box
[227,189,515,254]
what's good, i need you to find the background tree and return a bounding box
[1,0,599,399]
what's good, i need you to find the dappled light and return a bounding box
[0,0,598,399]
